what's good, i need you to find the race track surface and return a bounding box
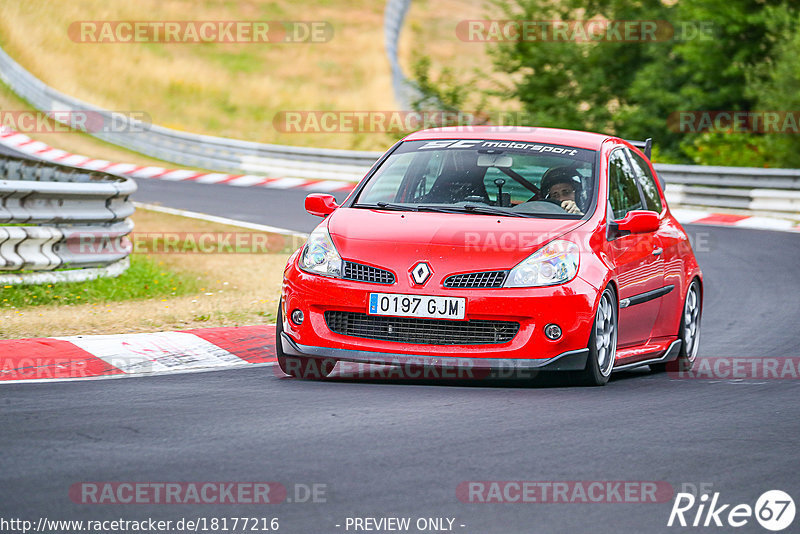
[1,148,799,533]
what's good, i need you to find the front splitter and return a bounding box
[280,333,589,372]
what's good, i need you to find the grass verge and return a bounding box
[0,0,397,151]
[0,255,199,308]
[0,0,495,152]
[0,207,293,339]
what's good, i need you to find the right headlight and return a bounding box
[504,239,580,287]
[298,226,342,278]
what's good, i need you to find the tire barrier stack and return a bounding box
[0,155,136,285]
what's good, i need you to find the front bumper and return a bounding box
[280,332,590,371]
[282,257,600,362]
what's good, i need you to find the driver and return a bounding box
[541,167,584,215]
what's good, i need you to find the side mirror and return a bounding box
[611,210,659,236]
[305,193,338,217]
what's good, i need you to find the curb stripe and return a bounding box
[0,126,358,192]
[691,213,750,225]
[1,326,280,383]
[57,331,249,375]
[673,209,800,233]
[184,325,277,364]
[0,338,124,381]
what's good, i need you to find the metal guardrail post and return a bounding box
[0,155,136,284]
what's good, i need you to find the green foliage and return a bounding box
[489,0,672,133]
[680,132,771,167]
[745,4,800,168]
[411,55,470,113]
[411,0,800,168]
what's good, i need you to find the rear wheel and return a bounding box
[651,279,701,373]
[275,299,336,379]
[572,287,617,386]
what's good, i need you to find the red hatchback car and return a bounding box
[277,126,702,385]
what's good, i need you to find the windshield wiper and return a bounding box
[414,205,469,214]
[459,204,530,218]
[368,203,460,214]
[355,202,419,212]
[356,202,531,218]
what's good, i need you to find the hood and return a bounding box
[326,207,586,279]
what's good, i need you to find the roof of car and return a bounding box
[402,126,612,151]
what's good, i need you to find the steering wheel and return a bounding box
[527,193,565,208]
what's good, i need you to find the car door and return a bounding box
[627,147,683,340]
[606,148,665,347]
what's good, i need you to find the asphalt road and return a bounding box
[131,177,346,233]
[1,151,799,533]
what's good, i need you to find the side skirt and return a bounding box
[612,339,683,372]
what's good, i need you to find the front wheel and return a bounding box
[571,287,617,386]
[275,299,336,379]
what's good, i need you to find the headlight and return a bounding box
[504,239,579,287]
[299,226,342,278]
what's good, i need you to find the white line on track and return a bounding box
[134,202,308,237]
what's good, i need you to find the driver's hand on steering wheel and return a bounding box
[560,200,583,215]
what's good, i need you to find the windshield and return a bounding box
[353,139,597,218]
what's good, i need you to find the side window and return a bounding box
[628,149,663,213]
[608,149,643,220]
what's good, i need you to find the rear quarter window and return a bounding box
[608,149,644,220]
[628,149,663,213]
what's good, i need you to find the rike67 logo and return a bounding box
[668,489,795,531]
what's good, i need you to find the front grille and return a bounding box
[443,271,508,288]
[343,261,395,284]
[324,311,519,345]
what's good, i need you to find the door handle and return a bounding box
[652,247,663,256]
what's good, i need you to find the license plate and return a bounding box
[368,293,466,320]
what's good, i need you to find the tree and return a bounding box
[745,4,800,167]
[411,0,799,165]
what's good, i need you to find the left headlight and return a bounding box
[504,239,579,287]
[299,226,342,278]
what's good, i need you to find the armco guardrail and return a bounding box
[656,164,800,215]
[1,39,799,217]
[385,0,419,109]
[0,155,135,285]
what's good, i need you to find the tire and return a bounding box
[571,286,617,386]
[275,299,336,379]
[651,279,701,373]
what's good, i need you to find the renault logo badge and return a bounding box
[411,262,432,285]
